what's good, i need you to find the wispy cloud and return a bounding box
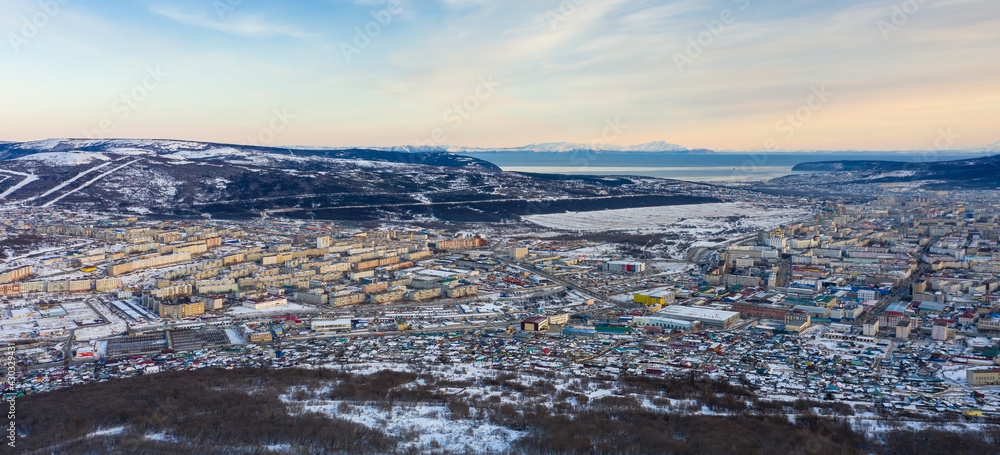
[150,4,305,38]
[1,0,998,149]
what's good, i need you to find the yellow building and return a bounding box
[242,322,273,342]
[895,321,912,339]
[548,313,570,325]
[243,297,287,310]
[967,368,1000,386]
[785,311,811,334]
[160,301,205,318]
[633,289,675,306]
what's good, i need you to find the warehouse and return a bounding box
[633,289,676,306]
[243,297,287,310]
[633,315,700,331]
[311,318,352,332]
[732,302,788,320]
[602,261,645,274]
[656,306,741,329]
[521,316,549,332]
[563,327,596,338]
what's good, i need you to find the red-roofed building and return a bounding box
[521,316,549,332]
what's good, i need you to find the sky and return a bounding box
[0,0,998,151]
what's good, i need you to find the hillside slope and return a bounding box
[789,154,1000,189]
[0,139,717,221]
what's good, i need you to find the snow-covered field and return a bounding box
[303,401,522,453]
[523,202,810,259]
[224,302,317,316]
[648,261,696,273]
[15,151,112,166]
[524,202,809,234]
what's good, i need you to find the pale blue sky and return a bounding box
[1,0,997,150]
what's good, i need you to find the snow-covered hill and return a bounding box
[0,138,714,221]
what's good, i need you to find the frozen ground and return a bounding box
[648,261,695,273]
[524,202,809,234]
[225,302,317,316]
[524,202,810,259]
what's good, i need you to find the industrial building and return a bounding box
[656,306,740,329]
[563,327,596,338]
[311,318,352,332]
[521,316,549,332]
[732,302,788,320]
[602,261,645,274]
[633,289,676,306]
[243,297,287,310]
[784,311,811,334]
[633,315,700,331]
[967,368,1000,386]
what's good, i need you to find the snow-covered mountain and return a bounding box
[323,140,999,155]
[310,141,696,154]
[0,138,713,221]
[948,141,1000,154]
[490,141,692,153]
[0,139,496,169]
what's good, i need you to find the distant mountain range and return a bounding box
[0,139,716,221]
[0,139,497,169]
[789,154,1000,189]
[314,141,702,154]
[318,140,999,155]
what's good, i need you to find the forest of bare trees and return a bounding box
[14,367,1000,454]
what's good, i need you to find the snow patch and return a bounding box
[14,151,111,166]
